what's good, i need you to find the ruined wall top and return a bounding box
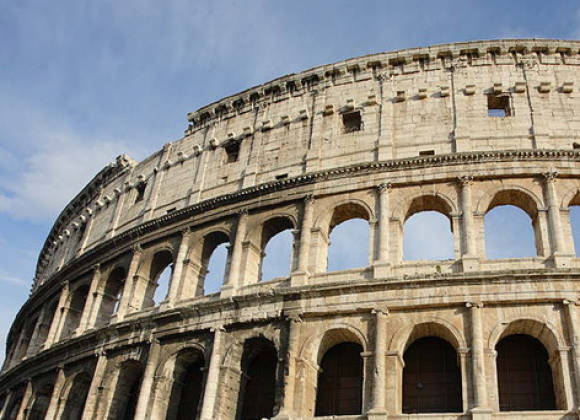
[33,38,580,291]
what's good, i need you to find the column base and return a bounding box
[461,255,480,272]
[470,407,493,420]
[271,412,297,420]
[219,284,235,298]
[373,261,391,279]
[551,252,573,269]
[290,270,309,287]
[367,408,388,420]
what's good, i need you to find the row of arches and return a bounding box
[3,318,564,419]
[7,183,580,369]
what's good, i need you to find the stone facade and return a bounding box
[1,39,580,419]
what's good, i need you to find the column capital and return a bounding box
[466,301,484,309]
[210,325,226,333]
[91,263,101,273]
[180,227,192,239]
[543,169,559,183]
[458,175,474,186]
[563,299,578,306]
[304,193,315,204]
[132,243,143,255]
[285,312,303,323]
[371,307,389,316]
[377,182,392,193]
[237,208,249,216]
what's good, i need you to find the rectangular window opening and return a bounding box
[275,173,288,180]
[342,111,362,133]
[573,143,580,150]
[419,150,435,156]
[134,182,146,204]
[166,208,176,214]
[224,141,240,163]
[487,95,511,117]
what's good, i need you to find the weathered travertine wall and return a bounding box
[2,39,580,420]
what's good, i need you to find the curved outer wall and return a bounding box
[2,39,580,419]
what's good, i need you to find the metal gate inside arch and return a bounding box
[2,39,580,420]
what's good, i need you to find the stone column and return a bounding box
[77,265,101,334]
[551,348,575,411]
[115,244,143,321]
[44,367,66,420]
[274,316,302,419]
[466,302,491,418]
[368,309,388,419]
[142,142,173,221]
[374,183,391,278]
[292,195,314,286]
[564,299,580,408]
[222,210,248,296]
[165,228,192,306]
[15,380,32,420]
[544,171,570,267]
[82,352,108,420]
[44,282,70,347]
[458,348,470,413]
[133,339,161,420]
[0,390,13,420]
[200,327,225,420]
[459,176,480,271]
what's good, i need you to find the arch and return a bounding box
[236,337,278,420]
[487,317,563,354]
[258,216,296,282]
[402,336,462,413]
[325,202,372,272]
[389,319,466,354]
[165,347,206,420]
[485,204,537,258]
[314,198,374,231]
[315,342,364,416]
[61,284,90,338]
[28,380,54,420]
[60,371,92,420]
[393,192,456,224]
[299,324,368,366]
[476,186,543,220]
[496,334,557,411]
[107,359,144,420]
[97,266,126,325]
[145,249,174,307]
[199,230,231,296]
[560,186,580,210]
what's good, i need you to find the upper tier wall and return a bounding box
[35,39,580,288]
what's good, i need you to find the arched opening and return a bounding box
[98,267,126,326]
[404,212,454,260]
[260,217,294,282]
[28,381,54,420]
[5,387,24,420]
[570,206,580,255]
[402,337,462,414]
[62,284,90,338]
[327,203,370,271]
[237,338,278,420]
[315,342,363,416]
[147,250,173,307]
[401,195,454,261]
[15,316,38,360]
[496,334,556,411]
[107,360,143,420]
[568,192,580,256]
[484,190,539,259]
[200,231,230,295]
[166,349,206,420]
[61,372,92,420]
[34,298,58,350]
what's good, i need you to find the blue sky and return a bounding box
[0,0,579,362]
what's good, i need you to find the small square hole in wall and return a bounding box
[166,208,176,214]
[224,141,240,163]
[134,182,146,204]
[573,142,580,150]
[487,95,511,117]
[275,173,288,180]
[342,111,362,133]
[419,150,435,156]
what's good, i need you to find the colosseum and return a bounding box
[2,38,580,420]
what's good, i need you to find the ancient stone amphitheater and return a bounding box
[2,38,580,420]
